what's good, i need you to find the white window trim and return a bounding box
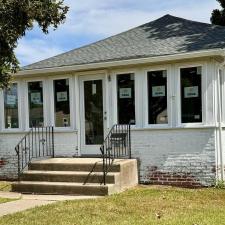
[1,82,22,132]
[143,65,172,129]
[50,75,75,131]
[112,69,138,128]
[219,68,225,126]
[175,62,207,128]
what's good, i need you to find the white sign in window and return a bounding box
[57,92,68,102]
[152,86,166,97]
[31,92,41,104]
[7,95,17,106]
[119,88,132,98]
[184,86,199,98]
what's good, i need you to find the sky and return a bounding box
[15,0,221,66]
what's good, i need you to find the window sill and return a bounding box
[131,124,217,131]
[0,129,27,134]
[143,124,171,129]
[54,129,78,133]
[0,128,78,134]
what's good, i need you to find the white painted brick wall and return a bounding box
[0,128,216,187]
[131,128,216,186]
[0,133,24,179]
[54,132,78,157]
[0,132,78,180]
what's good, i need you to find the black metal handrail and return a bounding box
[15,126,54,180]
[100,124,131,185]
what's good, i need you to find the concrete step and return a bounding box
[21,170,119,184]
[12,181,117,196]
[13,158,138,196]
[28,158,121,172]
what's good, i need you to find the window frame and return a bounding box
[143,65,172,129]
[176,63,206,127]
[220,68,225,126]
[50,75,74,130]
[25,78,47,129]
[112,70,137,127]
[1,82,22,131]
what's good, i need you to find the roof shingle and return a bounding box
[23,14,225,70]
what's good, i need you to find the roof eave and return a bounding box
[15,49,225,77]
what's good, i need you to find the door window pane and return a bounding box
[84,80,104,145]
[117,74,135,124]
[148,70,168,124]
[28,81,44,127]
[54,79,70,127]
[181,67,202,123]
[4,83,19,128]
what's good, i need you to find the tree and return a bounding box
[211,0,225,26]
[0,0,69,88]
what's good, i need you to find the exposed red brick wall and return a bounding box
[147,166,203,188]
[0,158,8,168]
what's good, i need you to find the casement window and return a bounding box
[53,79,70,127]
[4,83,19,129]
[117,73,135,125]
[28,81,44,127]
[148,70,168,124]
[180,66,202,123]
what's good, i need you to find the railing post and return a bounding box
[16,146,21,181]
[129,124,131,159]
[101,146,106,185]
[52,126,55,158]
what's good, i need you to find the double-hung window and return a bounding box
[148,70,168,125]
[4,83,19,129]
[180,66,202,123]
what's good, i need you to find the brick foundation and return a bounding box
[149,171,203,188]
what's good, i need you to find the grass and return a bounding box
[0,197,15,204]
[0,181,18,204]
[0,181,12,192]
[1,186,225,225]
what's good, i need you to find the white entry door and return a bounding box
[80,75,107,155]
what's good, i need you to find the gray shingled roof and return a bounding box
[23,14,225,70]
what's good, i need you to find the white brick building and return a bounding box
[1,15,225,187]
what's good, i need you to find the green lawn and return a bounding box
[1,186,225,225]
[0,182,17,204]
[0,197,15,204]
[0,181,12,192]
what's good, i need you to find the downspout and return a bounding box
[217,57,225,182]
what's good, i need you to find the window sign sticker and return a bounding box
[57,92,68,102]
[194,115,200,120]
[92,84,96,95]
[31,92,41,104]
[7,116,11,128]
[184,86,199,98]
[152,86,165,97]
[120,88,132,98]
[7,95,16,106]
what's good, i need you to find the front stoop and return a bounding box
[12,158,138,196]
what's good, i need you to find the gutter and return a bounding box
[15,49,224,77]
